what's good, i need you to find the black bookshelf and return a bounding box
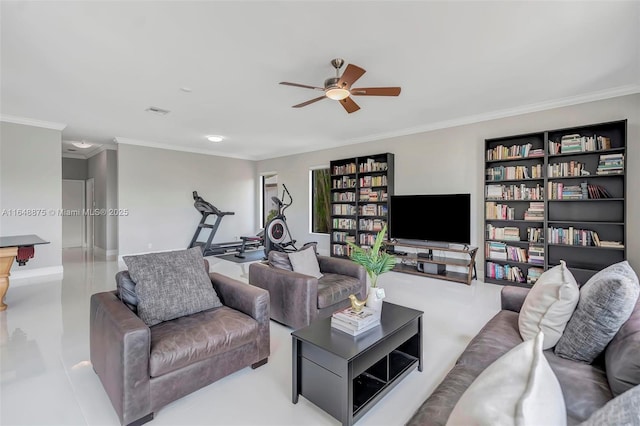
[484,120,627,286]
[330,153,394,258]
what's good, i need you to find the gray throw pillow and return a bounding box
[579,384,640,425]
[268,250,293,271]
[288,246,323,278]
[555,261,640,363]
[123,247,222,326]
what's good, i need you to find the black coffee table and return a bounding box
[292,302,423,426]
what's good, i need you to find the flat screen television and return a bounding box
[389,194,471,245]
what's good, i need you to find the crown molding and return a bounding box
[62,153,87,160]
[114,137,253,160]
[85,144,117,159]
[0,114,67,130]
[340,84,640,148]
[62,144,117,160]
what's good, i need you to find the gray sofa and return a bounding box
[248,255,366,329]
[90,268,270,426]
[407,285,640,425]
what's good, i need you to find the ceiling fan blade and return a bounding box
[350,87,401,96]
[280,82,324,90]
[339,97,360,114]
[292,96,326,108]
[337,64,366,89]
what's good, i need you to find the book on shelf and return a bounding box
[359,218,386,231]
[523,202,544,221]
[332,244,353,257]
[485,164,543,181]
[333,191,356,202]
[596,153,624,175]
[332,163,356,175]
[485,143,536,161]
[486,224,520,241]
[527,244,545,265]
[331,317,380,335]
[527,267,544,284]
[332,176,357,189]
[332,306,380,328]
[486,183,543,200]
[548,227,605,247]
[485,241,527,263]
[598,241,624,248]
[486,241,508,260]
[547,161,586,178]
[588,184,612,199]
[548,181,613,200]
[548,134,612,155]
[486,261,526,283]
[527,227,543,243]
[359,158,388,173]
[485,202,515,220]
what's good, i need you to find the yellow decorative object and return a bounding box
[348,294,366,312]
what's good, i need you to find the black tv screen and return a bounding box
[389,194,471,244]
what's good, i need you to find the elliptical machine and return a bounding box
[264,184,298,256]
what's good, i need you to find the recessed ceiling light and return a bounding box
[206,135,224,142]
[72,141,93,148]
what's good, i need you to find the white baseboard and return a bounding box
[92,247,118,259]
[10,266,64,286]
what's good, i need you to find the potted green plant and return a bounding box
[347,225,396,310]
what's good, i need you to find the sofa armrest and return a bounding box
[318,256,368,298]
[500,286,530,313]
[318,255,365,280]
[210,272,270,323]
[90,291,151,425]
[248,262,318,329]
[210,272,271,361]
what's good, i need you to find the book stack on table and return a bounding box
[331,306,381,336]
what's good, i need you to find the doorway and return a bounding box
[62,179,85,248]
[86,177,95,249]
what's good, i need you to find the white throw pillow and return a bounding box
[519,260,579,350]
[288,246,323,278]
[446,332,566,426]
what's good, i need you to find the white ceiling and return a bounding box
[2,1,639,161]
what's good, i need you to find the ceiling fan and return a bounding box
[280,58,401,114]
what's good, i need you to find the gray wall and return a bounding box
[62,157,87,180]
[256,93,640,273]
[87,149,118,253]
[118,144,256,256]
[0,122,62,272]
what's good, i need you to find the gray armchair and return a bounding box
[90,265,270,426]
[249,254,367,329]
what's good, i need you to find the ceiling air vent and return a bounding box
[145,106,170,115]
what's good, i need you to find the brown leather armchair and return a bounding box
[90,265,270,426]
[248,254,366,329]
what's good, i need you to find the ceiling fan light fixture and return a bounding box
[71,141,93,149]
[325,87,350,101]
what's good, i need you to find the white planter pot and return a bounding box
[366,288,384,311]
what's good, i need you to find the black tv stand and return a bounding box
[417,251,433,259]
[384,241,478,285]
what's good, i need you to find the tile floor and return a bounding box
[0,249,502,425]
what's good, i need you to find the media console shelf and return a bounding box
[385,241,478,285]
